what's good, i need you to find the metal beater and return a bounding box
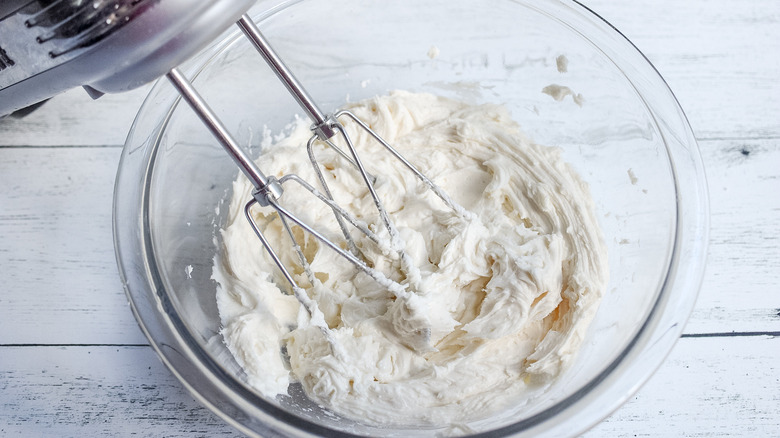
[168,15,471,350]
[0,2,469,349]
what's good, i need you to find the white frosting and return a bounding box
[213,91,608,426]
[556,54,569,73]
[542,84,584,106]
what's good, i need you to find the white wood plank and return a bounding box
[0,346,241,437]
[0,86,150,147]
[0,336,777,436]
[583,0,780,140]
[586,335,780,437]
[0,140,777,344]
[685,137,780,334]
[1,0,778,146]
[0,147,147,345]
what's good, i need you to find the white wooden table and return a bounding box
[1,0,778,436]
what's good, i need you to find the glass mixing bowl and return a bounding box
[114,0,709,436]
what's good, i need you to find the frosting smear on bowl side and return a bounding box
[213,90,608,426]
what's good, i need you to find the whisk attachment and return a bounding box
[167,67,342,351]
[332,110,475,220]
[166,14,472,353]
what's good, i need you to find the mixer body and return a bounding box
[0,0,257,117]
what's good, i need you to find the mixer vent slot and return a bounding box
[0,46,15,71]
[20,0,158,58]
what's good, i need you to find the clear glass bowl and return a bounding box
[114,0,709,436]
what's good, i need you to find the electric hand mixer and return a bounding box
[0,0,469,351]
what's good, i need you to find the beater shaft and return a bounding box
[166,67,341,348]
[165,55,409,316]
[235,15,336,141]
[235,14,425,283]
[165,68,283,206]
[163,15,475,352]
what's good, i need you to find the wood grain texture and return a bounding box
[584,0,780,140]
[1,141,776,344]
[0,346,240,437]
[0,86,150,147]
[0,0,776,144]
[0,337,776,437]
[586,336,780,437]
[686,138,780,334]
[0,147,147,345]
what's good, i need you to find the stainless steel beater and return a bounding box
[167,15,471,349]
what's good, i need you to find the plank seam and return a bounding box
[1,332,778,347]
[0,343,150,347]
[697,136,780,142]
[681,331,780,338]
[0,144,124,149]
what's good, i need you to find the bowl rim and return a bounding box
[114,0,709,436]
